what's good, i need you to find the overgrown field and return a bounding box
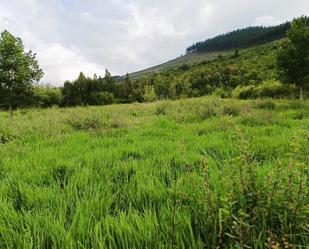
[0,97,308,248]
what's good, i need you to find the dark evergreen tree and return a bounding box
[186,21,294,54]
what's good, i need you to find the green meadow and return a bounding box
[0,97,308,248]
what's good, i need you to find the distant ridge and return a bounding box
[186,16,309,54]
[128,16,308,79]
[185,22,291,54]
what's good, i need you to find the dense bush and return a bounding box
[156,102,171,116]
[34,86,62,107]
[232,85,256,99]
[221,103,240,116]
[67,115,105,131]
[254,80,296,98]
[96,92,115,105]
[232,80,296,99]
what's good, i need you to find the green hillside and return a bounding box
[129,39,285,80]
[125,39,297,101]
[128,17,298,80]
[129,50,229,79]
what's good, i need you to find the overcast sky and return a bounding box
[0,0,308,85]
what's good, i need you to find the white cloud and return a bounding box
[0,0,308,85]
[37,43,104,84]
[253,15,282,26]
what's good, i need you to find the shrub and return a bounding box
[111,116,128,129]
[0,133,11,144]
[292,111,306,120]
[67,115,104,131]
[232,85,256,99]
[232,80,296,99]
[221,103,240,116]
[240,111,279,126]
[255,99,276,110]
[198,104,217,120]
[213,87,230,98]
[0,126,13,144]
[34,86,62,107]
[156,102,171,116]
[254,80,295,98]
[288,100,305,109]
[143,85,157,102]
[97,92,115,105]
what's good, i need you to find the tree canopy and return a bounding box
[0,30,43,115]
[277,16,309,100]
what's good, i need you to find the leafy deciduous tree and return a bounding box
[0,30,43,116]
[277,17,309,100]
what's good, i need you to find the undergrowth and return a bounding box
[0,97,308,248]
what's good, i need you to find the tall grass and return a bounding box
[0,97,308,248]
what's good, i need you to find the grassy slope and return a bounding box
[0,97,308,248]
[129,51,228,79]
[128,39,284,79]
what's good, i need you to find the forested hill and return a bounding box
[186,22,291,54]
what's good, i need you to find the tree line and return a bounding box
[0,17,308,115]
[185,18,308,54]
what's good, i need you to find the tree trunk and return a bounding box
[9,105,13,119]
[300,86,303,101]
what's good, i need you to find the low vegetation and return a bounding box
[1,17,308,113]
[0,97,308,248]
